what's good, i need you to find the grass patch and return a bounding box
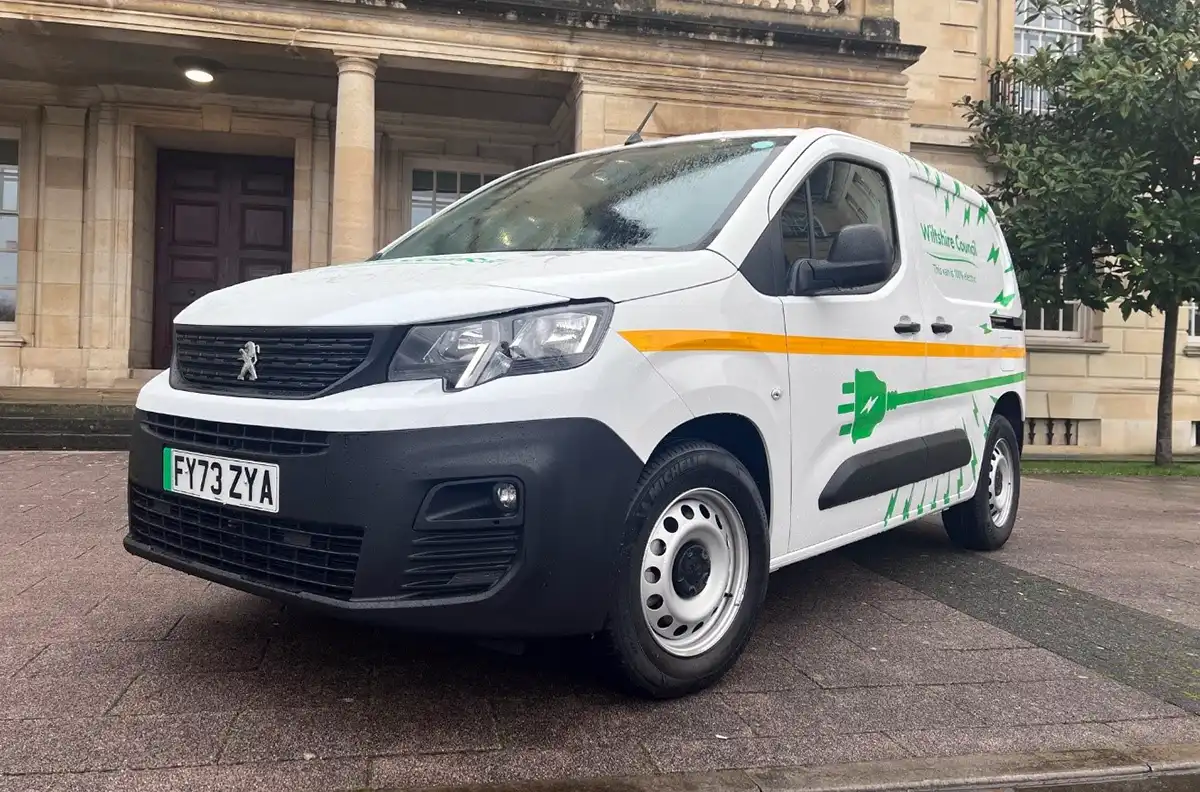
[1023,459,1200,477]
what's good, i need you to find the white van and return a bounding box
[126,129,1026,698]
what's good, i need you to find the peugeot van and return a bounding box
[125,128,1026,698]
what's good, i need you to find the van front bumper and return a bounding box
[123,410,645,636]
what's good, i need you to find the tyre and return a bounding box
[943,412,1021,551]
[602,440,770,699]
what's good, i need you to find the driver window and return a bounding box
[781,159,896,279]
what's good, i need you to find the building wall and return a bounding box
[2,0,1193,456]
[896,0,1200,457]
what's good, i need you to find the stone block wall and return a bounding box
[130,133,157,370]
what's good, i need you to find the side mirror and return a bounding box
[789,224,893,296]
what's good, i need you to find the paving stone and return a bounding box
[711,644,818,693]
[888,723,1125,758]
[220,698,501,763]
[110,669,371,716]
[99,759,370,792]
[0,713,234,773]
[371,745,658,787]
[1101,715,1200,744]
[955,678,1188,726]
[0,643,44,676]
[648,732,907,773]
[18,638,266,677]
[0,673,133,719]
[725,685,974,737]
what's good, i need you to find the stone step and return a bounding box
[0,402,134,419]
[0,387,138,406]
[0,414,136,435]
[0,397,137,451]
[0,432,130,451]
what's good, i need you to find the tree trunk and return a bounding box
[1154,304,1180,467]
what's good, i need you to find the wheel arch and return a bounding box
[993,390,1024,453]
[650,412,772,523]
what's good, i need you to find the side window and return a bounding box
[780,159,897,288]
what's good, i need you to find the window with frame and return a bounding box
[1013,0,1097,113]
[1187,302,1200,339]
[0,137,17,326]
[1023,274,1085,338]
[408,165,508,229]
[1013,2,1094,335]
[779,158,896,289]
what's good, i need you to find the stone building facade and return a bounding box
[0,0,1196,457]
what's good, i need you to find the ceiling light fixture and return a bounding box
[175,57,225,85]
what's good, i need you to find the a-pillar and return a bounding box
[330,53,377,265]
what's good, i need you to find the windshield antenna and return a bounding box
[624,102,658,146]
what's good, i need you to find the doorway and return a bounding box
[152,149,294,368]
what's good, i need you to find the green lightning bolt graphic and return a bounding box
[916,481,928,515]
[965,419,979,481]
[994,290,1016,307]
[956,465,964,496]
[943,473,952,506]
[977,204,990,225]
[929,478,940,511]
[978,322,993,335]
[986,245,1000,265]
[972,395,981,426]
[838,370,1026,442]
[963,205,973,227]
[902,484,914,520]
[884,488,899,526]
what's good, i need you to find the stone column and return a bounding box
[571,76,609,153]
[36,106,87,352]
[330,54,377,264]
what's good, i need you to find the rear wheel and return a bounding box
[943,413,1020,551]
[602,440,769,698]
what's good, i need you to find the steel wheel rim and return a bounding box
[639,487,750,658]
[989,437,1015,527]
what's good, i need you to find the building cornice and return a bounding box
[312,0,924,63]
[0,0,920,108]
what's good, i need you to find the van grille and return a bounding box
[141,412,329,456]
[173,327,375,398]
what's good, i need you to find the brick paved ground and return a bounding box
[0,451,1198,791]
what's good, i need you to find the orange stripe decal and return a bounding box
[618,330,1025,359]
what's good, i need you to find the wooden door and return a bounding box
[152,150,294,369]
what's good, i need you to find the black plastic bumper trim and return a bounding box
[125,411,645,636]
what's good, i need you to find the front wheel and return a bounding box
[943,413,1021,551]
[602,440,769,698]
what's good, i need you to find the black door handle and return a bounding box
[931,321,953,335]
[894,320,921,334]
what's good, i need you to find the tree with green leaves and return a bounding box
[957,0,1200,465]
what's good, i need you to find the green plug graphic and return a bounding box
[838,369,897,443]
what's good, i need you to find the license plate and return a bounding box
[162,448,280,513]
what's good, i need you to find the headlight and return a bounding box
[387,301,614,390]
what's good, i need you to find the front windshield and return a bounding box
[374,135,792,260]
